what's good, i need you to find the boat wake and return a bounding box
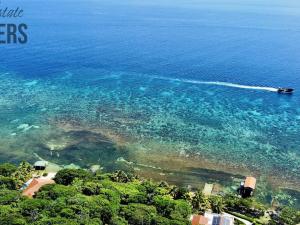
[150,76,278,92]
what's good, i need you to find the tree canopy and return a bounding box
[0,163,299,225]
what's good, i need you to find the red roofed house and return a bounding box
[239,176,256,197]
[191,215,209,225]
[22,177,55,198]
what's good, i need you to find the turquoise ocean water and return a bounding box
[0,0,300,205]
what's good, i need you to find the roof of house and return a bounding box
[192,215,208,225]
[244,176,256,189]
[22,178,55,198]
[204,212,234,225]
[34,161,48,167]
[212,215,221,225]
[199,216,209,225]
[220,216,234,225]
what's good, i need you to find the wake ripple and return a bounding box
[150,76,278,92]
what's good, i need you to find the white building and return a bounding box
[204,212,234,225]
[191,213,234,225]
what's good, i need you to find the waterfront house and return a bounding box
[34,161,48,170]
[239,176,256,197]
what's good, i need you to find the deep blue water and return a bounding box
[2,0,300,85]
[0,0,300,199]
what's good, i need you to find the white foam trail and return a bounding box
[150,75,278,92]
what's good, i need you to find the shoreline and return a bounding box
[1,118,299,195]
[50,120,300,193]
[30,149,300,208]
[2,119,297,208]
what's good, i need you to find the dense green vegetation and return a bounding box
[0,162,33,190]
[0,162,299,225]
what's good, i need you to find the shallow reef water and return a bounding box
[0,69,300,205]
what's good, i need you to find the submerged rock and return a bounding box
[90,165,101,173]
[10,119,20,123]
[17,124,39,132]
[17,124,30,130]
[24,80,38,86]
[64,163,80,169]
[117,157,133,164]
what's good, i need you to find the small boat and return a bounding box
[277,88,294,94]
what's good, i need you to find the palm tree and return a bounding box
[170,186,190,200]
[12,161,33,188]
[110,170,130,183]
[191,190,209,213]
[209,196,224,214]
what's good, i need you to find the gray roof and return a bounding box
[34,161,48,167]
